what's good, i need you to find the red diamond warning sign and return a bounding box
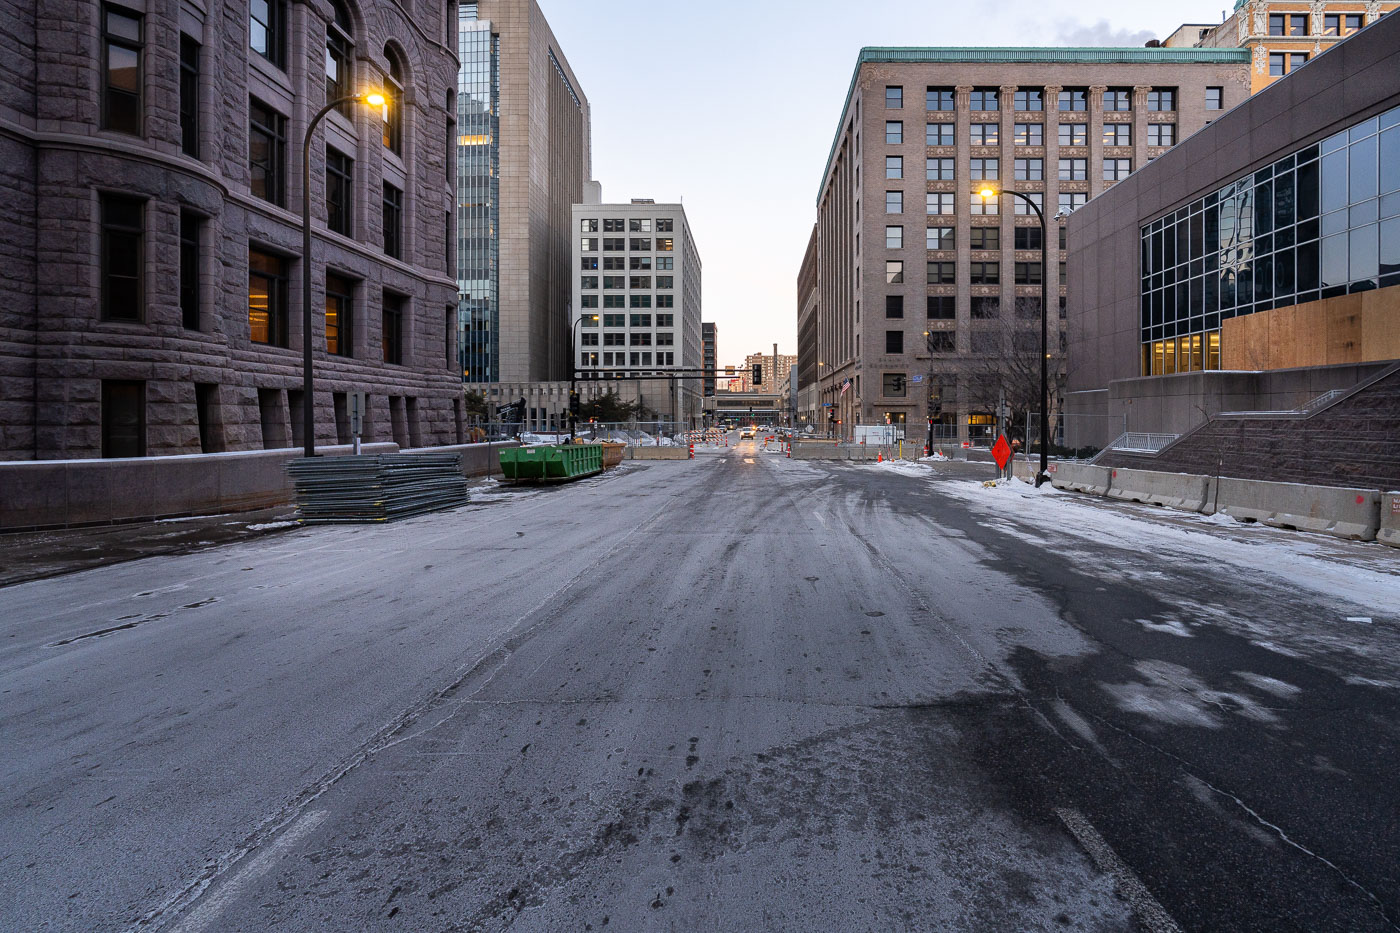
[992,434,1012,470]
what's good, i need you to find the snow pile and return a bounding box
[858,459,933,477]
[246,520,298,532]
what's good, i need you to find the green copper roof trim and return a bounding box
[817,46,1253,204]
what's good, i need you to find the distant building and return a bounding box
[743,352,797,392]
[0,0,461,458]
[572,199,704,422]
[702,322,718,396]
[797,226,820,427]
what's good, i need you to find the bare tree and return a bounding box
[964,297,1074,446]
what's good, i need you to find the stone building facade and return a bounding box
[808,48,1251,444]
[0,0,462,459]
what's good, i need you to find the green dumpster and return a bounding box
[498,443,604,483]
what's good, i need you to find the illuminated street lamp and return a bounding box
[570,313,600,439]
[299,91,388,458]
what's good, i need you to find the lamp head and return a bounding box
[978,187,997,200]
[365,92,387,108]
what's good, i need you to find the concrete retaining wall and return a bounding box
[401,441,520,479]
[1049,462,1112,495]
[1380,492,1400,548]
[1107,467,1213,513]
[1215,478,1382,541]
[628,446,691,460]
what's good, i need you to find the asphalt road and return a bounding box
[3,440,1397,932]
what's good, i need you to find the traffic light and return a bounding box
[752,363,762,386]
[569,388,580,415]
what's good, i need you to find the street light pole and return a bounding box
[300,91,386,458]
[978,185,1050,486]
[569,313,598,440]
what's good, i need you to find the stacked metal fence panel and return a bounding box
[286,453,469,523]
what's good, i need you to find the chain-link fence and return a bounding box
[1024,412,1128,459]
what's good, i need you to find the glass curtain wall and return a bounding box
[1139,103,1399,375]
[457,17,500,383]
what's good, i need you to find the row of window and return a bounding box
[579,218,676,232]
[578,352,677,366]
[582,313,676,327]
[580,276,676,289]
[580,238,676,252]
[578,294,677,309]
[903,227,1068,252]
[878,327,1064,361]
[893,121,1168,147]
[912,296,1066,320]
[889,85,1188,112]
[579,332,677,346]
[580,256,675,271]
[1266,12,1365,37]
[884,159,1132,193]
[914,261,1066,285]
[883,138,1169,179]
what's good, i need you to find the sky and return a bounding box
[540,0,1233,365]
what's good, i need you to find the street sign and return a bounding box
[992,434,1012,470]
[349,392,367,436]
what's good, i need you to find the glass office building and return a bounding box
[1140,102,1400,375]
[456,15,500,383]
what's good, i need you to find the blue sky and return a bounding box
[541,1,1230,364]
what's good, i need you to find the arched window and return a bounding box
[325,1,352,105]
[383,45,404,155]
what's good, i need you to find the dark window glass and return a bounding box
[180,211,200,330]
[885,295,904,318]
[327,147,353,235]
[383,48,404,154]
[248,248,288,347]
[971,296,1000,318]
[885,330,904,353]
[382,182,403,258]
[382,292,404,363]
[927,296,955,319]
[970,262,999,285]
[101,194,143,321]
[249,0,284,66]
[1015,261,1043,284]
[326,2,352,105]
[326,272,354,356]
[103,6,143,136]
[249,98,286,205]
[1014,226,1043,250]
[179,35,199,156]
[970,227,1000,250]
[102,380,145,458]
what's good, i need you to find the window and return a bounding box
[580,238,598,252]
[970,158,998,180]
[656,257,673,270]
[656,238,674,251]
[927,193,955,215]
[926,226,954,249]
[580,275,597,289]
[967,227,998,251]
[102,380,145,458]
[1014,89,1043,111]
[629,333,651,346]
[603,219,625,232]
[1324,13,1363,35]
[603,275,624,289]
[886,86,902,108]
[926,123,954,146]
[1104,158,1133,181]
[885,121,903,144]
[886,260,903,284]
[179,35,198,155]
[602,313,625,327]
[382,48,404,154]
[603,237,624,251]
[656,218,674,232]
[970,261,999,284]
[1014,226,1043,250]
[249,0,284,67]
[1014,123,1043,146]
[581,218,598,232]
[249,98,285,205]
[927,296,955,319]
[628,238,650,251]
[885,295,904,318]
[927,261,955,284]
[103,6,143,136]
[1014,192,1043,216]
[180,211,201,329]
[1206,86,1223,110]
[656,275,674,289]
[579,332,599,346]
[971,296,999,318]
[1102,124,1131,146]
[1147,88,1176,111]
[382,292,404,364]
[1269,52,1307,76]
[1147,123,1177,146]
[926,158,954,180]
[629,275,651,289]
[326,147,353,235]
[580,295,598,308]
[971,193,999,215]
[970,87,998,111]
[603,295,625,308]
[655,294,674,308]
[885,226,903,249]
[629,256,651,270]
[248,248,288,346]
[885,190,903,213]
[970,123,999,145]
[655,313,674,327]
[886,156,903,179]
[1103,88,1131,111]
[926,87,954,111]
[325,272,354,356]
[1269,13,1307,35]
[927,332,956,353]
[1058,88,1087,111]
[1058,192,1087,214]
[885,330,904,354]
[1014,158,1043,180]
[629,295,652,309]
[101,194,143,322]
[1058,158,1087,180]
[1015,261,1042,284]
[882,372,907,396]
[382,182,402,258]
[326,1,352,105]
[629,218,652,232]
[1058,124,1087,146]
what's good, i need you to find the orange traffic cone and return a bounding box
[877,453,883,462]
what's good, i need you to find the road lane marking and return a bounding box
[812,510,826,527]
[1055,807,1183,933]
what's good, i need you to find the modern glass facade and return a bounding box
[457,17,500,383]
[1140,102,1400,375]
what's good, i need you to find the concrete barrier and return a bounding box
[1106,467,1213,512]
[401,441,519,479]
[1049,462,1112,496]
[1215,478,1382,541]
[1380,492,1400,548]
[627,446,690,460]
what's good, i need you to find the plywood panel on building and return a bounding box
[1325,299,1363,365]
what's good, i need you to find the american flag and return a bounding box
[840,378,851,396]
